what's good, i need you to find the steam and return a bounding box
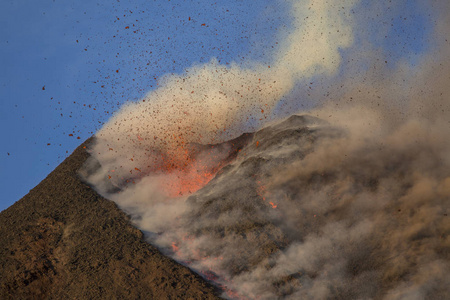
[88,0,357,190]
[82,0,450,299]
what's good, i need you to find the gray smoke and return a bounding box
[81,0,450,299]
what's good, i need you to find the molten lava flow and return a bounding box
[112,132,253,198]
[154,146,219,197]
[165,161,216,197]
[107,133,251,198]
[138,135,236,198]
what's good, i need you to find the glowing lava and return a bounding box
[158,160,216,197]
[257,180,277,209]
[153,145,224,198]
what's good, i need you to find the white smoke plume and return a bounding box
[82,0,450,299]
[87,0,357,193]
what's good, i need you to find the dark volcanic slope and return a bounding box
[0,138,220,299]
[124,115,449,299]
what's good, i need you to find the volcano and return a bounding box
[1,114,449,299]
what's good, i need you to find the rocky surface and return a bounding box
[135,115,450,299]
[0,138,221,300]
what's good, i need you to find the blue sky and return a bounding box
[0,0,435,211]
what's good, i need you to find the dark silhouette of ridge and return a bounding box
[0,137,221,299]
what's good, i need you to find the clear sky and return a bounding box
[0,0,435,211]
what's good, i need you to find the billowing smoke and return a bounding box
[86,0,357,194]
[82,0,450,299]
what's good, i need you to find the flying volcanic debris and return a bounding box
[81,0,450,299]
[85,0,358,193]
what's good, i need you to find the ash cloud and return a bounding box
[82,0,450,299]
[86,0,357,190]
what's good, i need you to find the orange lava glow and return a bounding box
[160,165,215,197]
[155,152,214,197]
[118,130,251,198]
[150,143,225,198]
[171,242,179,253]
[256,180,277,209]
[218,282,252,300]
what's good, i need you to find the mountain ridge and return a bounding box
[0,137,221,299]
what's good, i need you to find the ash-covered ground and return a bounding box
[84,114,450,299]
